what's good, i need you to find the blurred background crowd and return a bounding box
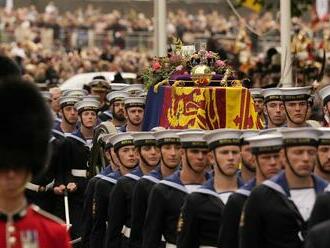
[1,1,330,88]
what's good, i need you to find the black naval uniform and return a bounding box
[81,166,113,247]
[308,188,330,228]
[217,178,256,248]
[105,166,143,248]
[240,171,328,248]
[129,166,165,248]
[142,170,207,248]
[305,219,330,248]
[176,178,243,248]
[90,170,122,248]
[25,136,60,214]
[64,129,93,243]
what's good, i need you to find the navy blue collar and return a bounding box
[163,170,183,185]
[147,165,162,180]
[67,129,87,145]
[125,166,144,181]
[108,170,122,180]
[263,171,328,197]
[236,178,256,197]
[100,165,113,176]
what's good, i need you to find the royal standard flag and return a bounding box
[142,86,259,130]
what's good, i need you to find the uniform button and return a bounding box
[7,225,15,233]
[8,236,16,244]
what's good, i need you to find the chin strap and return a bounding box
[213,150,238,177]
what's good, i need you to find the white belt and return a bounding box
[165,243,176,248]
[200,246,217,248]
[161,235,165,242]
[122,225,131,238]
[26,181,54,192]
[71,169,87,178]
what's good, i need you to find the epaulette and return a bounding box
[31,205,65,225]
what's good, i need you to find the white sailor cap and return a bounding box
[132,132,157,147]
[83,95,100,101]
[249,88,264,99]
[41,91,51,101]
[204,129,242,150]
[280,127,321,147]
[280,86,312,101]
[100,133,118,149]
[259,128,281,135]
[59,96,80,108]
[123,84,145,96]
[151,126,166,132]
[106,91,129,104]
[109,133,135,151]
[178,130,208,149]
[318,127,330,145]
[318,85,330,106]
[246,133,283,154]
[240,129,259,145]
[261,88,282,103]
[88,77,110,91]
[138,91,148,98]
[75,99,100,114]
[154,130,181,146]
[110,83,130,91]
[63,89,88,97]
[124,97,146,108]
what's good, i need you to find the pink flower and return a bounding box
[207,51,215,58]
[215,59,226,68]
[175,65,184,71]
[152,62,161,71]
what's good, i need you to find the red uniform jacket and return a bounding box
[0,204,71,248]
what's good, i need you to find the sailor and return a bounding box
[142,130,210,248]
[88,75,111,113]
[122,84,145,97]
[0,78,71,247]
[106,132,160,248]
[52,95,80,139]
[318,85,330,127]
[218,132,283,248]
[62,99,100,242]
[90,91,128,174]
[90,133,137,248]
[129,130,181,248]
[81,132,118,247]
[176,129,243,248]
[120,97,145,132]
[240,127,328,248]
[262,88,286,128]
[239,130,259,183]
[99,91,129,123]
[250,88,266,128]
[280,86,312,127]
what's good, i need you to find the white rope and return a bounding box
[225,0,280,37]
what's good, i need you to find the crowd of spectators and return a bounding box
[0,2,329,88]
